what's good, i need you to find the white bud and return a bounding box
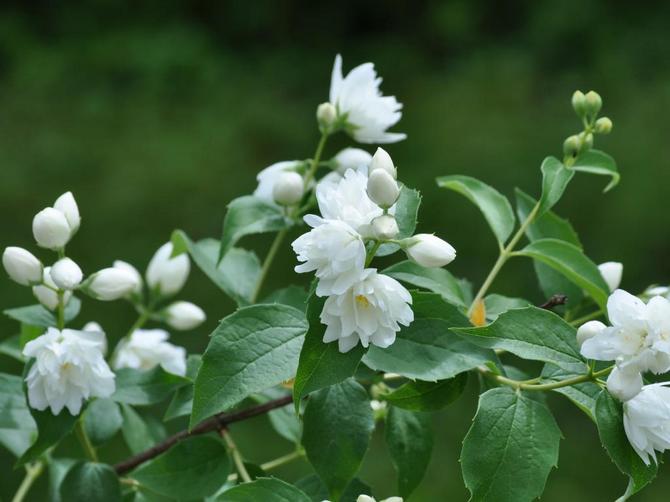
[372,215,399,240]
[86,267,140,301]
[50,258,83,290]
[405,234,456,268]
[369,147,397,178]
[146,242,190,297]
[607,365,643,402]
[595,117,612,134]
[164,301,206,331]
[316,102,337,128]
[53,191,81,234]
[367,169,400,208]
[272,171,304,206]
[576,320,606,348]
[333,148,372,174]
[113,260,143,295]
[646,286,669,297]
[32,207,71,250]
[32,267,71,310]
[82,322,107,355]
[2,247,43,286]
[598,261,623,292]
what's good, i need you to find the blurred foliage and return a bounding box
[1,0,670,500]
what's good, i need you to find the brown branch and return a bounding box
[538,294,568,310]
[114,395,293,475]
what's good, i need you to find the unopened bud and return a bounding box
[2,247,43,286]
[404,234,456,268]
[333,148,372,174]
[369,147,397,178]
[316,102,337,129]
[372,214,399,240]
[367,169,400,208]
[32,207,72,250]
[571,90,586,117]
[583,132,594,150]
[50,257,83,290]
[32,267,71,310]
[584,90,602,117]
[113,260,143,295]
[272,171,304,206]
[563,135,581,157]
[164,301,206,330]
[598,261,623,292]
[594,117,612,134]
[85,267,140,301]
[607,365,642,402]
[146,242,190,297]
[576,320,606,348]
[53,192,81,234]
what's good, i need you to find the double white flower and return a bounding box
[113,329,187,376]
[623,383,670,465]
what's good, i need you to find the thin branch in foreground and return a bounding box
[113,395,293,475]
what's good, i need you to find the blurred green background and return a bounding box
[1,0,670,500]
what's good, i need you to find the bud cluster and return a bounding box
[564,90,613,160]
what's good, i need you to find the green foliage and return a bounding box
[4,298,81,328]
[0,373,36,457]
[383,260,467,307]
[112,367,189,406]
[541,364,601,421]
[83,399,122,446]
[572,149,620,192]
[538,156,574,215]
[59,462,121,502]
[18,407,77,466]
[215,477,312,502]
[384,373,467,412]
[120,404,165,455]
[377,186,422,256]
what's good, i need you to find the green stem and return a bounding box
[11,461,44,502]
[227,449,305,482]
[468,202,541,316]
[221,429,251,483]
[75,419,98,462]
[301,130,330,191]
[481,365,612,391]
[56,291,65,330]
[570,309,604,327]
[365,241,382,267]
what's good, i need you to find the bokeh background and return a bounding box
[1,0,670,500]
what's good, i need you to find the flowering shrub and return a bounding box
[0,54,664,502]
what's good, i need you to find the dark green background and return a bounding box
[1,0,669,500]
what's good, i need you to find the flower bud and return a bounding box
[113,260,143,295]
[316,102,337,128]
[146,242,190,297]
[164,301,206,331]
[404,234,456,268]
[372,214,399,240]
[32,267,71,310]
[85,267,140,301]
[333,148,372,174]
[598,261,623,292]
[53,191,81,234]
[563,135,581,157]
[583,132,594,150]
[367,169,400,208]
[82,322,107,355]
[576,320,606,348]
[607,365,643,402]
[594,117,613,134]
[584,90,602,116]
[32,207,71,250]
[272,171,304,206]
[2,247,43,286]
[369,147,397,178]
[50,257,83,290]
[571,90,586,117]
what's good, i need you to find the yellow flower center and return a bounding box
[355,295,370,308]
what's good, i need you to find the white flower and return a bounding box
[272,171,304,206]
[53,191,81,234]
[606,364,643,401]
[50,257,83,290]
[333,148,372,175]
[623,383,670,465]
[598,261,623,292]
[86,267,141,300]
[2,247,43,286]
[292,216,366,297]
[23,328,115,415]
[372,214,399,240]
[404,234,457,268]
[369,147,396,178]
[33,267,72,311]
[321,269,413,353]
[328,54,406,144]
[32,207,72,250]
[113,260,143,294]
[576,320,606,348]
[113,329,186,376]
[367,169,400,208]
[83,322,107,355]
[164,301,206,331]
[146,242,190,297]
[253,161,302,205]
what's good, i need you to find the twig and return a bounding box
[221,428,252,483]
[538,294,568,311]
[114,395,293,475]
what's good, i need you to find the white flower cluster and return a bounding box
[578,288,670,464]
[292,148,456,353]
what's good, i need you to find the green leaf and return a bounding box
[49,458,77,502]
[4,297,82,328]
[215,478,311,502]
[252,389,301,444]
[219,195,293,259]
[60,462,121,502]
[294,475,372,502]
[120,404,164,455]
[541,364,601,421]
[293,296,365,413]
[0,373,36,457]
[437,174,516,244]
[461,387,561,502]
[112,367,189,406]
[171,231,261,306]
[263,285,309,312]
[83,398,122,446]
[386,407,433,498]
[191,304,307,426]
[302,379,374,500]
[538,156,574,214]
[484,294,532,321]
[515,238,610,309]
[131,436,230,499]
[163,355,201,422]
[595,391,657,496]
[572,149,620,192]
[384,373,467,412]
[363,293,496,381]
[453,306,585,371]
[17,406,77,466]
[377,186,422,256]
[0,335,24,361]
[383,260,467,307]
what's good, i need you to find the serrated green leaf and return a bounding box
[515,238,609,309]
[541,364,601,421]
[215,477,312,502]
[384,373,467,411]
[538,156,574,214]
[263,285,309,312]
[60,461,121,502]
[112,367,189,407]
[386,407,433,498]
[83,398,122,446]
[383,260,467,307]
[572,149,620,192]
[191,304,307,426]
[377,186,422,256]
[302,379,374,500]
[0,373,36,457]
[4,297,81,328]
[461,387,561,502]
[17,406,77,466]
[453,306,585,371]
[437,175,515,244]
